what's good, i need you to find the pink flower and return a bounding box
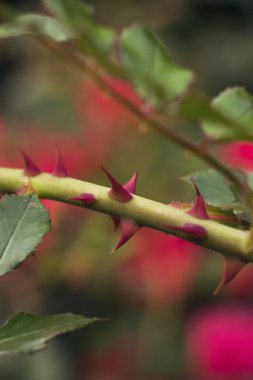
[185,305,253,379]
[220,142,253,170]
[74,77,143,161]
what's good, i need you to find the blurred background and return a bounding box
[1,0,253,379]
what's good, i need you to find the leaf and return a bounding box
[0,312,100,355]
[0,14,72,41]
[120,26,194,106]
[232,202,250,223]
[43,0,115,55]
[201,88,253,141]
[0,194,50,276]
[180,94,233,127]
[184,170,235,207]
[43,0,93,32]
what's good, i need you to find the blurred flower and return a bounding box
[115,228,200,308]
[185,305,253,380]
[220,142,253,171]
[74,77,142,162]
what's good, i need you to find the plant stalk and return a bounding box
[0,167,251,261]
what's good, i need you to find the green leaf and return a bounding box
[232,202,250,223]
[43,0,93,32]
[184,169,235,207]
[0,194,50,276]
[0,312,100,355]
[0,14,72,41]
[120,26,194,106]
[180,94,233,127]
[43,0,115,55]
[201,87,253,141]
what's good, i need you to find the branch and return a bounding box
[37,37,248,197]
[0,167,251,262]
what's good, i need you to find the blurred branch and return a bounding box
[37,37,250,202]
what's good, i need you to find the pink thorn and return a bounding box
[171,223,207,240]
[213,257,246,295]
[188,185,209,219]
[111,221,139,253]
[51,145,68,177]
[123,172,138,194]
[67,193,96,204]
[101,167,133,202]
[111,216,121,231]
[19,148,41,177]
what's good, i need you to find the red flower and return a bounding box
[185,305,253,379]
[220,142,253,171]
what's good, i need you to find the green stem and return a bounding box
[0,167,251,261]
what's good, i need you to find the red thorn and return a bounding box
[111,216,121,231]
[188,185,209,219]
[19,148,41,176]
[67,193,96,204]
[171,223,207,240]
[111,221,139,253]
[123,172,138,194]
[213,257,246,295]
[51,145,68,177]
[101,167,133,202]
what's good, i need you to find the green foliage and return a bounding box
[180,90,253,142]
[0,14,72,41]
[184,170,235,207]
[43,0,94,33]
[202,87,253,141]
[185,170,251,224]
[120,26,194,106]
[43,0,115,55]
[0,194,50,276]
[0,312,99,355]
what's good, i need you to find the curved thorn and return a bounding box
[101,167,133,202]
[188,185,209,220]
[123,172,138,194]
[67,193,96,204]
[111,216,121,231]
[213,257,246,295]
[51,145,68,177]
[19,148,41,176]
[111,221,139,253]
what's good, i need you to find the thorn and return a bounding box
[101,167,133,202]
[111,216,121,231]
[19,148,41,177]
[188,185,209,219]
[51,145,68,177]
[123,172,138,194]
[111,221,139,253]
[67,193,96,204]
[213,257,246,295]
[171,223,207,240]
